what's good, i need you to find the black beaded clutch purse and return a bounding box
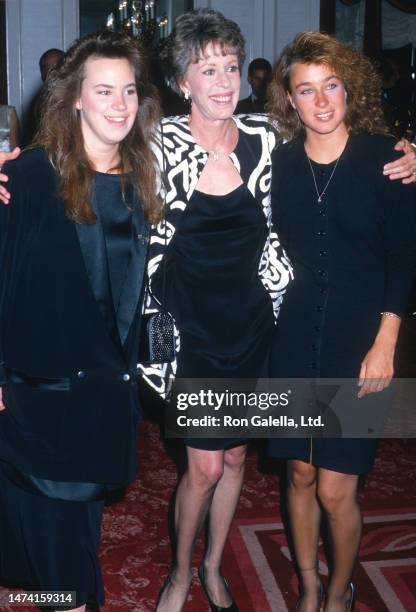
[140,311,176,364]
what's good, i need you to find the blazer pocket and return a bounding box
[5,367,71,391]
[2,370,71,454]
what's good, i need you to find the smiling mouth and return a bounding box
[105,116,129,124]
[315,111,334,120]
[210,94,233,104]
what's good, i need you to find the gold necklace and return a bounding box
[189,117,234,163]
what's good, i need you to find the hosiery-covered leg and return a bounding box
[287,459,322,612]
[201,444,247,607]
[156,447,224,612]
[318,468,360,612]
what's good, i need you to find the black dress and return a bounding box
[0,173,137,608]
[268,134,416,474]
[157,184,274,449]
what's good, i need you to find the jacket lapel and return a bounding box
[116,203,149,346]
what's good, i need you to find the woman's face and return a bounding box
[75,57,139,151]
[288,62,347,137]
[181,42,240,122]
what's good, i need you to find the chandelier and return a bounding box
[107,1,169,44]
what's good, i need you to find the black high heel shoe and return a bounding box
[294,582,324,612]
[346,582,355,612]
[154,573,191,612]
[154,574,171,612]
[198,565,239,612]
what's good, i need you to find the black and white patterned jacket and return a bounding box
[139,114,293,397]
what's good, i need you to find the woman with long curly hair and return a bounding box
[266,32,416,612]
[0,31,160,611]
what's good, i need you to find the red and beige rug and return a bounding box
[1,424,415,611]
[79,430,416,611]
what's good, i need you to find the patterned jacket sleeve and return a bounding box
[244,115,293,318]
[137,124,180,397]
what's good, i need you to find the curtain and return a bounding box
[383,1,416,48]
[340,0,416,12]
[336,0,365,50]
[386,1,416,14]
[337,0,416,50]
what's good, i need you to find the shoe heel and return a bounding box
[198,565,239,612]
[347,582,355,612]
[293,581,324,612]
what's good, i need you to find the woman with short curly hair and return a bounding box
[148,9,292,612]
[267,32,416,612]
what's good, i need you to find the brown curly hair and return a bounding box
[266,31,388,141]
[34,31,162,224]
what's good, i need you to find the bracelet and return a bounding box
[380,311,401,320]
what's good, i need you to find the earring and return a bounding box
[184,91,190,101]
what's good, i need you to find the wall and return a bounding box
[193,0,320,97]
[5,0,320,121]
[5,0,79,133]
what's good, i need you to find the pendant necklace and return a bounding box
[209,150,220,161]
[306,154,340,203]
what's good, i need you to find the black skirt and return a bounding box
[0,464,105,609]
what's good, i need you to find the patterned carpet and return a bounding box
[2,310,416,611]
[0,424,415,611]
[98,429,416,612]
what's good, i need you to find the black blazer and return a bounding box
[235,96,266,114]
[0,148,149,484]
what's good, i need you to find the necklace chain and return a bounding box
[306,155,340,203]
[188,116,235,163]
